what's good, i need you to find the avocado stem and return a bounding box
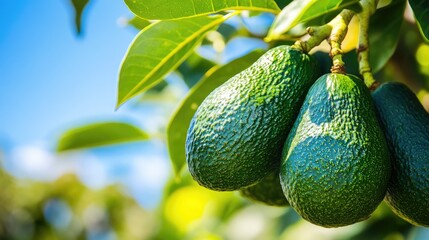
[328,10,354,74]
[357,0,378,88]
[293,10,354,61]
[293,24,331,52]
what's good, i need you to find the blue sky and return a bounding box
[0,1,174,208]
[0,0,137,145]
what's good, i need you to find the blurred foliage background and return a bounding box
[1,0,429,239]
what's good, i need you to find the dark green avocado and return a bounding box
[280,73,390,228]
[372,82,429,226]
[240,171,289,206]
[186,45,320,191]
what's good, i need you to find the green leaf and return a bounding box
[268,0,360,40]
[124,0,280,20]
[409,0,429,42]
[128,16,151,30]
[117,14,229,108]
[306,2,361,26]
[369,0,406,72]
[57,122,149,152]
[166,50,265,175]
[70,0,90,34]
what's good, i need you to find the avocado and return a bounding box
[280,73,390,227]
[240,171,289,206]
[186,45,320,191]
[372,82,429,226]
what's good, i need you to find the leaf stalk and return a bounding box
[357,0,379,88]
[293,9,354,66]
[328,10,354,74]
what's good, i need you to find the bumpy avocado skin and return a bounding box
[240,171,289,206]
[186,45,320,191]
[280,73,390,228]
[372,82,429,226]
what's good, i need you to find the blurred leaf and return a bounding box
[117,15,230,108]
[57,122,148,152]
[137,80,171,102]
[146,80,169,93]
[408,0,429,42]
[306,2,361,26]
[0,168,154,240]
[369,0,406,72]
[124,0,280,20]
[275,0,293,9]
[128,16,151,30]
[178,53,216,88]
[166,50,265,175]
[267,0,360,40]
[217,23,239,42]
[70,0,90,34]
[348,203,412,240]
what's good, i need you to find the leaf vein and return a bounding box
[210,0,216,12]
[120,17,226,104]
[191,0,197,15]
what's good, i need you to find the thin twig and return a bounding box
[293,9,354,61]
[328,10,354,73]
